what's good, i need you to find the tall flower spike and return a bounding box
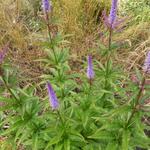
[87,55,95,80]
[42,0,51,13]
[47,82,59,110]
[109,0,118,27]
[143,51,150,73]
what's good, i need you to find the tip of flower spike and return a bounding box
[42,0,51,13]
[47,82,59,110]
[105,0,118,29]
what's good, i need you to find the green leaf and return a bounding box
[2,120,25,136]
[45,130,64,150]
[45,136,62,150]
[101,89,113,94]
[70,130,85,142]
[88,131,114,141]
[107,105,131,117]
[106,142,118,150]
[122,130,130,150]
[0,104,14,111]
[54,143,63,150]
[131,132,150,149]
[135,67,142,81]
[82,111,89,128]
[15,126,26,142]
[32,134,38,150]
[0,97,12,102]
[63,139,70,150]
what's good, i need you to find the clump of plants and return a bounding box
[0,0,150,150]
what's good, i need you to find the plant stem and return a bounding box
[1,76,20,102]
[126,76,146,127]
[88,79,92,98]
[45,12,58,65]
[45,12,52,42]
[105,29,112,90]
[57,110,64,125]
[45,11,65,105]
[101,29,113,106]
[108,29,112,52]
[45,12,63,86]
[89,79,92,88]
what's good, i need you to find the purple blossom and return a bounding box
[103,10,128,33]
[47,82,59,110]
[143,51,150,73]
[109,0,118,27]
[87,55,95,79]
[103,0,120,29]
[42,0,51,13]
[0,43,9,64]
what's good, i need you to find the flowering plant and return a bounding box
[0,0,150,150]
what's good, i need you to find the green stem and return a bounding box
[45,11,66,106]
[105,29,112,90]
[87,79,92,98]
[126,77,146,127]
[45,12,58,65]
[46,11,64,98]
[101,29,112,106]
[89,79,92,88]
[108,28,112,52]
[1,76,20,102]
[45,12,52,42]
[57,110,64,125]
[57,67,65,102]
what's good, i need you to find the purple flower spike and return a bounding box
[109,0,118,27]
[87,55,95,80]
[103,0,119,29]
[42,0,51,13]
[47,82,59,110]
[143,51,150,73]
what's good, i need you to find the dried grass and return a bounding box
[115,22,150,72]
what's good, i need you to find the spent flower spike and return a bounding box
[42,0,51,13]
[87,55,95,80]
[47,82,59,110]
[0,43,9,64]
[143,51,150,73]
